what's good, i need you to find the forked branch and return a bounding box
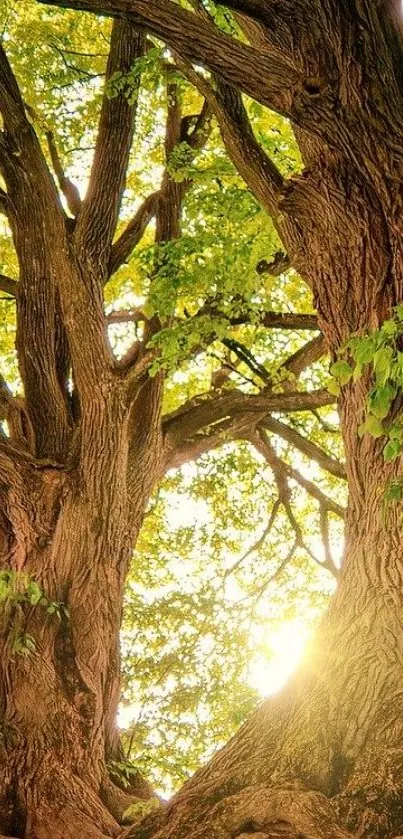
[252,430,339,577]
[262,415,346,480]
[173,55,284,219]
[163,387,334,449]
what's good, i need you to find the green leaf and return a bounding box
[368,382,397,419]
[382,319,397,336]
[352,336,377,366]
[330,360,353,386]
[26,580,43,606]
[384,479,403,503]
[373,346,394,386]
[327,379,340,396]
[383,438,401,462]
[358,415,384,439]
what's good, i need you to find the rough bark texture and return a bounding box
[2,0,403,837]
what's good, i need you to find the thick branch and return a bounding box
[256,251,290,276]
[106,307,145,325]
[282,334,327,378]
[75,20,145,273]
[212,80,284,218]
[37,0,299,118]
[164,413,256,471]
[194,303,319,332]
[0,43,73,458]
[0,43,26,132]
[174,55,284,219]
[0,188,10,216]
[215,0,268,19]
[163,387,334,446]
[124,96,211,362]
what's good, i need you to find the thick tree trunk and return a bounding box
[0,501,127,837]
[121,389,403,839]
[121,164,403,838]
[0,397,161,838]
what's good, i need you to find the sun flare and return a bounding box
[248,621,312,697]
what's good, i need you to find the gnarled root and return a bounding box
[122,784,356,839]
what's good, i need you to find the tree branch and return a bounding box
[215,0,268,18]
[283,460,344,519]
[108,191,160,277]
[46,130,82,217]
[75,20,145,275]
[123,94,211,365]
[0,188,10,217]
[252,430,339,577]
[106,307,145,325]
[163,412,256,471]
[0,41,115,448]
[256,251,290,276]
[174,55,284,219]
[212,79,284,218]
[224,498,281,579]
[0,274,18,298]
[37,0,300,119]
[281,334,327,378]
[0,42,26,133]
[0,42,74,458]
[163,387,335,447]
[262,415,346,480]
[251,430,344,516]
[193,303,319,332]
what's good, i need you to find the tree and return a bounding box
[0,0,397,837]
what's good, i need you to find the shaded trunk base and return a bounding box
[0,771,120,839]
[0,763,156,839]
[3,684,403,839]
[121,779,403,839]
[122,764,403,839]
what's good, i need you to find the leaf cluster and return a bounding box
[331,306,403,461]
[0,569,69,656]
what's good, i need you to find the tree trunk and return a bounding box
[121,166,403,838]
[0,388,161,839]
[120,389,403,839]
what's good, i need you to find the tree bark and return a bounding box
[120,388,403,839]
[120,157,403,839]
[0,374,163,839]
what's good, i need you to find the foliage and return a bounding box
[122,798,160,825]
[331,306,403,461]
[120,441,341,793]
[0,569,68,655]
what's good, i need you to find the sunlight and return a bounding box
[117,701,142,730]
[248,620,312,697]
